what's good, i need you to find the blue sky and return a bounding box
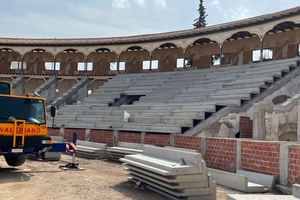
[0,0,299,38]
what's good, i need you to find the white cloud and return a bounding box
[112,0,131,9]
[211,0,220,5]
[229,6,249,20]
[155,0,166,7]
[136,0,146,7]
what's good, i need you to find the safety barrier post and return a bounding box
[59,132,84,170]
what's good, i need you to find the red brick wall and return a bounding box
[174,135,201,151]
[48,128,60,136]
[288,147,300,186]
[64,128,86,142]
[239,116,253,138]
[90,129,113,147]
[206,138,237,173]
[241,141,280,182]
[144,133,170,147]
[118,131,141,143]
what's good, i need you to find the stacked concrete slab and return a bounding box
[207,168,266,193]
[76,140,108,159]
[49,58,300,134]
[106,142,143,161]
[227,184,300,200]
[120,145,216,200]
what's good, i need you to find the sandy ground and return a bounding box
[0,154,243,200]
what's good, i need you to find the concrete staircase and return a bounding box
[49,58,300,134]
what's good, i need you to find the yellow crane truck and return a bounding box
[0,81,53,166]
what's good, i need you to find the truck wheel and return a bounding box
[5,154,28,166]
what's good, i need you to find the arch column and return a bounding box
[20,54,24,75]
[116,54,121,74]
[149,51,152,72]
[219,43,223,67]
[85,55,88,74]
[183,48,186,70]
[260,35,264,63]
[53,55,56,74]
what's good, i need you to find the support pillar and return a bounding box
[260,36,264,63]
[84,55,88,75]
[53,55,56,74]
[200,138,206,160]
[279,143,289,185]
[219,43,223,67]
[183,48,186,70]
[117,54,120,74]
[149,52,152,72]
[236,140,242,171]
[85,129,90,141]
[141,131,146,144]
[170,134,174,147]
[20,55,24,75]
[113,130,118,147]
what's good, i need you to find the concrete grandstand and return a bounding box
[1,6,300,196]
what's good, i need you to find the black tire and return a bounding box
[5,154,28,166]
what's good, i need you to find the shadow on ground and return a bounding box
[110,180,167,200]
[0,166,64,184]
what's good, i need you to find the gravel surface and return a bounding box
[0,154,241,200]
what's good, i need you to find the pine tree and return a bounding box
[193,0,208,28]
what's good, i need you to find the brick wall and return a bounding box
[48,128,60,136]
[118,131,141,143]
[241,141,280,182]
[205,138,237,173]
[144,133,170,147]
[239,116,253,138]
[174,135,201,151]
[288,147,300,186]
[47,127,300,187]
[64,128,86,142]
[89,129,114,146]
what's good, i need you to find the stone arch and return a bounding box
[23,49,55,74]
[278,122,297,141]
[56,48,86,75]
[88,48,118,75]
[120,45,150,73]
[265,21,300,36]
[279,132,297,141]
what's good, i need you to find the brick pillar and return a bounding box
[239,116,253,138]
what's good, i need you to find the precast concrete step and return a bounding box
[67,121,96,129]
[208,93,252,101]
[215,87,261,95]
[94,122,123,129]
[233,76,274,83]
[150,124,182,133]
[88,93,122,98]
[168,98,241,107]
[56,110,85,115]
[59,105,92,110]
[82,98,114,104]
[170,110,205,119]
[76,115,106,122]
[160,117,193,127]
[222,81,268,89]
[91,106,119,110]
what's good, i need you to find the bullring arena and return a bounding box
[1,6,300,200]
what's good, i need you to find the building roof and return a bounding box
[0,6,300,46]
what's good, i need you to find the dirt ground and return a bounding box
[0,154,244,200]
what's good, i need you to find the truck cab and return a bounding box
[0,81,52,166]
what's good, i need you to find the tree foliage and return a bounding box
[193,0,208,28]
